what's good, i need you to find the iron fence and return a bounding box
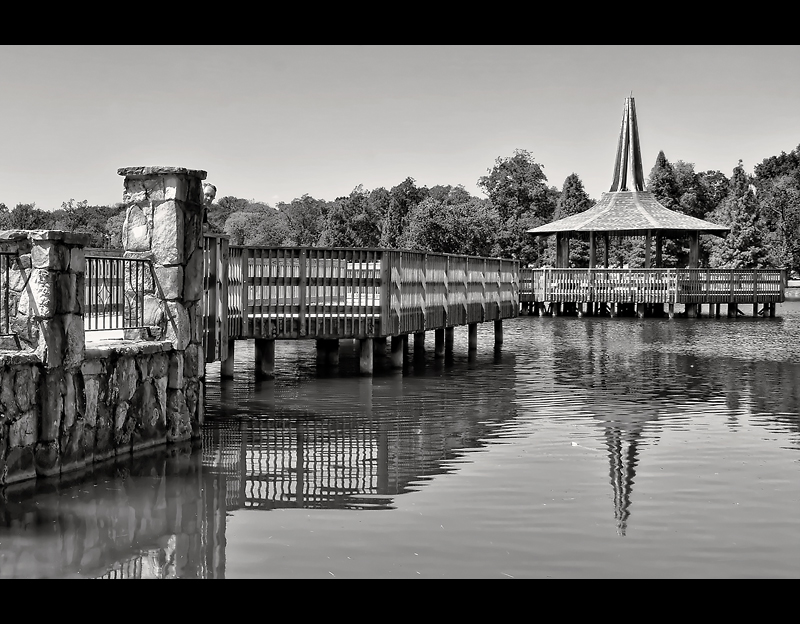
[84,255,154,330]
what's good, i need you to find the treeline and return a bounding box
[3,145,800,274]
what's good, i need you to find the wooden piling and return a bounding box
[255,338,275,379]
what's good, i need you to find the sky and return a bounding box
[1,45,799,211]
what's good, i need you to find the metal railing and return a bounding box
[0,251,14,335]
[84,255,154,331]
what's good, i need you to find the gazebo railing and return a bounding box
[520,267,786,304]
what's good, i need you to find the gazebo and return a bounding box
[528,96,729,272]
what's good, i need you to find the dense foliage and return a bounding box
[3,144,799,274]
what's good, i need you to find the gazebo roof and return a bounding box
[528,96,729,238]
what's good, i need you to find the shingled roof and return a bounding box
[528,97,729,238]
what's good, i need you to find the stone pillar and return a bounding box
[118,166,207,440]
[1,231,89,478]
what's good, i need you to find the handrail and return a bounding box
[519,267,786,304]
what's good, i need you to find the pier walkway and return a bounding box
[201,235,519,377]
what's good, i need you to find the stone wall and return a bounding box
[0,165,208,487]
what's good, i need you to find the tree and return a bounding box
[540,174,595,267]
[708,161,770,269]
[647,150,680,210]
[758,174,800,273]
[276,194,329,246]
[380,177,429,248]
[3,202,48,230]
[478,149,556,264]
[319,186,382,248]
[207,196,250,234]
[399,196,499,256]
[224,203,288,246]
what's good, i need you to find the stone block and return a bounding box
[112,356,138,404]
[154,375,168,428]
[31,241,70,271]
[123,205,151,252]
[184,343,201,380]
[166,389,191,443]
[144,295,166,328]
[1,371,18,420]
[83,377,99,427]
[168,352,184,389]
[164,175,188,202]
[8,410,37,447]
[81,359,104,376]
[70,247,85,274]
[28,268,56,318]
[13,366,38,413]
[151,352,169,378]
[55,273,76,315]
[164,302,190,350]
[40,369,64,441]
[64,314,85,369]
[152,201,184,265]
[37,316,64,368]
[62,371,77,430]
[4,446,36,485]
[34,440,60,477]
[183,248,204,302]
[154,265,184,300]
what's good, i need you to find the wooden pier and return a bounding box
[202,235,519,377]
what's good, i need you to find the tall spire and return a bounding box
[609,96,645,192]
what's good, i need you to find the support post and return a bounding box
[655,232,663,267]
[359,337,374,375]
[413,332,425,359]
[668,303,675,319]
[221,339,235,378]
[255,338,275,379]
[316,338,339,368]
[390,335,405,369]
[434,328,445,359]
[374,336,387,367]
[468,323,478,350]
[645,230,652,269]
[494,319,503,346]
[445,327,454,355]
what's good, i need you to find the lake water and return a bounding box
[2,303,800,578]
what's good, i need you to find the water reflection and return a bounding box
[203,351,520,512]
[0,442,226,579]
[516,313,800,537]
[2,309,800,577]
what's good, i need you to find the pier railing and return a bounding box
[201,236,519,360]
[520,267,787,304]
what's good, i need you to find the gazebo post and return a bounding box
[687,230,700,318]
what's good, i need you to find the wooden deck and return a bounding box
[202,235,519,368]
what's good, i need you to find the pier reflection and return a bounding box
[0,349,520,578]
